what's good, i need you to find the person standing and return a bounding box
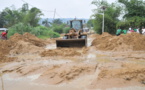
[142,27,145,35]
[1,30,8,40]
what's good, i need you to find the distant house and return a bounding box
[0,28,8,32]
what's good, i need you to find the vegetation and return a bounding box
[8,23,60,38]
[0,4,43,27]
[1,0,145,36]
[92,0,122,34]
[52,19,63,25]
[118,0,145,32]
[91,0,145,34]
[87,19,94,29]
[0,3,68,39]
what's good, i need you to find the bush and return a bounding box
[47,30,60,38]
[63,27,70,34]
[31,26,49,36]
[8,23,33,37]
[8,23,60,39]
[52,24,64,34]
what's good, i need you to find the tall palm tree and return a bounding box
[42,18,50,27]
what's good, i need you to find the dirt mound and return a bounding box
[89,34,100,38]
[0,40,13,55]
[0,33,47,62]
[10,33,47,47]
[40,48,83,57]
[37,63,97,84]
[10,40,44,55]
[0,40,15,62]
[0,54,15,63]
[92,32,145,51]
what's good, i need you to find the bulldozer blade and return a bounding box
[56,39,87,47]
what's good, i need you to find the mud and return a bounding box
[40,47,89,57]
[0,32,145,90]
[89,63,145,89]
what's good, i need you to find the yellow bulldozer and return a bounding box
[56,19,87,47]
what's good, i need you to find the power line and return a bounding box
[56,12,62,18]
[21,0,34,7]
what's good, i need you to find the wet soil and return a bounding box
[0,33,145,90]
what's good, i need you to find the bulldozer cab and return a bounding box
[70,20,83,31]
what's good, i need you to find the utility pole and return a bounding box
[102,10,104,33]
[101,6,106,34]
[53,9,56,20]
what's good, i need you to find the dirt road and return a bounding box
[0,32,145,90]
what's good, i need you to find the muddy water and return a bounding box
[1,74,84,90]
[87,37,95,47]
[1,72,145,90]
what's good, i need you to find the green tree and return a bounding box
[0,3,43,27]
[87,19,94,28]
[42,18,50,27]
[52,19,63,25]
[118,0,145,31]
[27,7,43,26]
[63,27,70,33]
[92,0,122,34]
[0,11,7,27]
[2,7,19,27]
[52,24,64,34]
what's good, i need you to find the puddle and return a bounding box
[87,37,95,47]
[32,59,72,65]
[45,44,56,50]
[27,74,41,81]
[85,53,97,62]
[1,74,84,90]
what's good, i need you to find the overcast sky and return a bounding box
[0,0,116,18]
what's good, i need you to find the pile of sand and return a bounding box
[92,32,145,51]
[0,33,47,62]
[0,40,16,62]
[10,40,44,55]
[10,33,47,47]
[89,34,100,38]
[40,48,83,57]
